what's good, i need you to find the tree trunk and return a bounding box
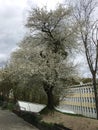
[92,74,98,119]
[13,91,18,103]
[43,84,54,110]
[47,89,54,110]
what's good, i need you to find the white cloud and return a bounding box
[11,46,20,53]
[28,0,64,10]
[0,0,27,62]
[0,54,8,61]
[0,0,27,8]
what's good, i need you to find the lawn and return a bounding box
[42,111,98,130]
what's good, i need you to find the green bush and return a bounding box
[7,102,15,110]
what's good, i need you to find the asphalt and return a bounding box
[0,109,39,130]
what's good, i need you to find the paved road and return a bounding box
[0,110,39,130]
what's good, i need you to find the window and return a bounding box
[89,88,91,93]
[88,107,90,112]
[86,88,88,93]
[93,97,95,103]
[84,88,85,93]
[85,97,86,102]
[86,107,87,112]
[94,108,96,113]
[88,97,90,102]
[91,108,93,113]
[90,97,92,103]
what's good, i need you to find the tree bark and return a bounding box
[92,74,98,119]
[47,89,54,110]
[43,84,54,110]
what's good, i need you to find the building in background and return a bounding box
[59,83,97,118]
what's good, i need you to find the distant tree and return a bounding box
[81,78,92,83]
[74,0,98,119]
[0,67,13,102]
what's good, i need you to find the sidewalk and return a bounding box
[0,109,38,130]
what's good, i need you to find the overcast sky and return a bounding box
[0,0,64,64]
[0,0,27,63]
[0,0,97,77]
